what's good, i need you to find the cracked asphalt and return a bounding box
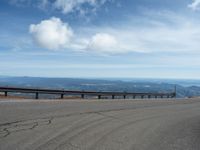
[0,98,200,150]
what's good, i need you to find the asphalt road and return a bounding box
[0,98,200,150]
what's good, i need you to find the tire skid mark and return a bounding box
[89,106,200,149]
[67,141,80,150]
[54,117,114,150]
[35,114,109,150]
[93,111,186,149]
[31,114,94,149]
[0,100,197,129]
[0,101,182,128]
[88,114,163,150]
[0,128,9,137]
[94,112,127,122]
[0,101,197,140]
[0,106,145,139]
[33,114,93,150]
[54,110,141,150]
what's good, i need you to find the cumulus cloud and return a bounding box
[29,17,134,54]
[84,33,137,54]
[29,17,73,50]
[87,33,118,52]
[188,0,200,10]
[29,10,200,55]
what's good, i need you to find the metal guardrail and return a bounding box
[0,86,176,99]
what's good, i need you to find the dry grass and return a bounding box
[0,94,25,100]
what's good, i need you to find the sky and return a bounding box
[1,0,200,79]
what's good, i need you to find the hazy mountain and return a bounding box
[0,76,200,98]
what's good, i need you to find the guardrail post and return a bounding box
[174,85,177,98]
[5,91,8,97]
[81,94,84,99]
[61,94,64,99]
[174,92,176,98]
[35,92,39,99]
[112,95,115,99]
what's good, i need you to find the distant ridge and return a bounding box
[0,76,200,98]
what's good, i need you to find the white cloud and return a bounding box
[9,0,109,15]
[29,18,136,54]
[29,17,73,50]
[72,33,136,54]
[85,33,138,54]
[108,24,200,54]
[29,11,200,55]
[53,0,108,14]
[78,11,200,55]
[131,25,200,53]
[38,0,49,9]
[188,0,200,10]
[87,33,117,52]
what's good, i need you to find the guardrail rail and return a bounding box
[0,86,176,99]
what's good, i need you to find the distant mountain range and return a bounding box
[0,76,200,98]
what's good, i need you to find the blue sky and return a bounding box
[1,0,200,79]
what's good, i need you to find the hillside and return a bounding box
[0,77,200,98]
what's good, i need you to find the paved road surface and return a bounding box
[0,98,200,150]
